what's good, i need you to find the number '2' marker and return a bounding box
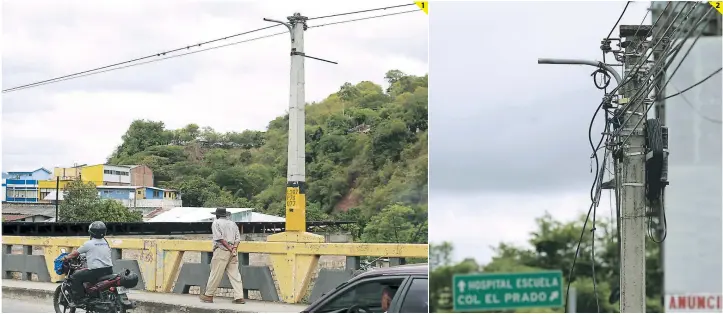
[710,2,723,15]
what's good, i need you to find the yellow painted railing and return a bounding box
[2,234,428,303]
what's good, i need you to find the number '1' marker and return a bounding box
[416,2,428,15]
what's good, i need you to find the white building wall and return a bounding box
[663,37,722,313]
[102,165,132,184]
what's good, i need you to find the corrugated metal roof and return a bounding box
[146,207,285,223]
[3,214,30,221]
[147,207,253,222]
[96,185,177,192]
[249,212,285,223]
[145,207,171,219]
[97,185,140,189]
[2,206,56,217]
[2,213,53,222]
[7,167,51,174]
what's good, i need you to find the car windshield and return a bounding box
[313,277,405,313]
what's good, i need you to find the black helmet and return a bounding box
[120,269,140,288]
[89,221,107,239]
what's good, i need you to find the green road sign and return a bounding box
[452,270,564,312]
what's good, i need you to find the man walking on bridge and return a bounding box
[200,208,246,304]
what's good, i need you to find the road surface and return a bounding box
[3,298,55,313]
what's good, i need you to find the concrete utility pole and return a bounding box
[567,286,578,313]
[618,24,651,313]
[265,13,309,232]
[263,13,336,304]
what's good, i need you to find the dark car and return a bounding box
[302,263,428,313]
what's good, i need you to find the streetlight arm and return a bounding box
[538,58,622,85]
[263,18,292,32]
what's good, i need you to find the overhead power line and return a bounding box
[618,5,715,147]
[2,4,422,94]
[3,31,290,93]
[663,67,722,100]
[1,25,282,93]
[612,3,708,140]
[306,3,415,20]
[606,1,631,40]
[308,9,419,28]
[671,82,723,124]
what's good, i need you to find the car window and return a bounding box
[315,277,405,313]
[399,278,428,313]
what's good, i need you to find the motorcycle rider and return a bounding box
[62,221,114,306]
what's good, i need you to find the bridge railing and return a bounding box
[1,236,428,304]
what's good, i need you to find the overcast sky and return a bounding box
[2,1,427,171]
[429,1,653,263]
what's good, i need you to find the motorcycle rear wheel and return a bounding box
[53,285,76,313]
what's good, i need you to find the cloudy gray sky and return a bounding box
[429,1,654,263]
[2,1,427,171]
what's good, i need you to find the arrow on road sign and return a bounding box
[458,280,466,293]
[549,291,559,302]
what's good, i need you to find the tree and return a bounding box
[59,180,143,222]
[371,119,410,166]
[104,70,428,244]
[430,213,664,313]
[384,70,405,87]
[112,120,171,159]
[338,82,361,102]
[430,242,454,270]
[429,241,480,313]
[361,204,426,243]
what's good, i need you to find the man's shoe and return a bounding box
[199,294,214,303]
[232,299,246,304]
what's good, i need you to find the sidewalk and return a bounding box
[2,280,306,313]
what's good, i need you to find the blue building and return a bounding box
[3,168,52,203]
[96,185,181,211]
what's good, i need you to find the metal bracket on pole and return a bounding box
[264,17,338,65]
[537,58,623,85]
[290,50,338,64]
[263,18,292,32]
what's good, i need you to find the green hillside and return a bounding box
[108,70,428,243]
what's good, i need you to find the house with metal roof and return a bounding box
[145,207,285,223]
[3,168,52,203]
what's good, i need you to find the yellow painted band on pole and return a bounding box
[285,186,306,231]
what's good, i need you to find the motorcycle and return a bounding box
[53,249,138,313]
